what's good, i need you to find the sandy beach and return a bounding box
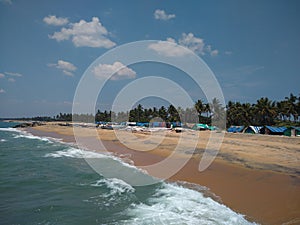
[25,123,300,225]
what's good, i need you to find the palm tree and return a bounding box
[167,104,180,122]
[210,98,226,129]
[158,106,168,121]
[204,103,211,119]
[285,93,297,122]
[240,103,253,126]
[253,97,277,125]
[194,100,204,123]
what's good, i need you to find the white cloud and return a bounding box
[5,72,22,77]
[49,17,116,48]
[148,38,191,57]
[149,33,219,57]
[8,78,15,82]
[0,73,5,78]
[48,59,77,76]
[43,15,69,26]
[0,88,5,93]
[92,61,136,80]
[225,51,232,55]
[205,45,219,56]
[179,33,205,55]
[154,9,176,21]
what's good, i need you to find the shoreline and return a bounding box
[24,124,300,225]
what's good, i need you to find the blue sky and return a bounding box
[0,0,299,117]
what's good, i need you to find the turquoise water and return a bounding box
[0,122,257,225]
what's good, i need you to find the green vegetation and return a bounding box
[5,93,299,128]
[226,93,300,127]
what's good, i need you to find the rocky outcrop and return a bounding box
[13,121,45,128]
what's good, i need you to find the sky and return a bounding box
[0,0,299,118]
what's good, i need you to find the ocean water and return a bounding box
[0,122,257,225]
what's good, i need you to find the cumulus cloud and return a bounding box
[43,15,69,26]
[148,38,190,57]
[154,9,175,21]
[149,33,219,57]
[8,78,15,82]
[179,33,205,55]
[0,73,5,78]
[0,88,5,93]
[48,60,77,76]
[92,61,136,80]
[49,17,116,48]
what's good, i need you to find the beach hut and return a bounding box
[227,126,244,133]
[192,123,209,130]
[244,126,263,134]
[260,126,287,135]
[283,127,300,137]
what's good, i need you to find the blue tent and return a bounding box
[227,126,244,133]
[260,126,287,135]
[136,122,149,127]
[244,126,263,134]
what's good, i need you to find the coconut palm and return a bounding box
[285,93,298,122]
[194,99,204,123]
[253,97,277,125]
[210,98,226,129]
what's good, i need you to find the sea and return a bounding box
[0,121,258,225]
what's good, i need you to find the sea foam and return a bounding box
[44,147,110,159]
[91,178,135,195]
[0,127,56,143]
[120,182,258,225]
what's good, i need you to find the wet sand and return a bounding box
[25,123,300,225]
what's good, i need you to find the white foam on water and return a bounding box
[121,182,258,225]
[13,133,54,143]
[0,127,22,133]
[83,178,136,208]
[0,139,7,142]
[91,178,135,195]
[44,147,111,159]
[0,127,56,143]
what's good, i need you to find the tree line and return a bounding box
[226,93,300,127]
[34,93,300,128]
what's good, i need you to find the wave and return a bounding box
[0,127,58,143]
[83,178,136,209]
[0,139,7,142]
[91,178,135,195]
[44,147,111,159]
[120,182,257,225]
[0,127,22,133]
[13,133,54,143]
